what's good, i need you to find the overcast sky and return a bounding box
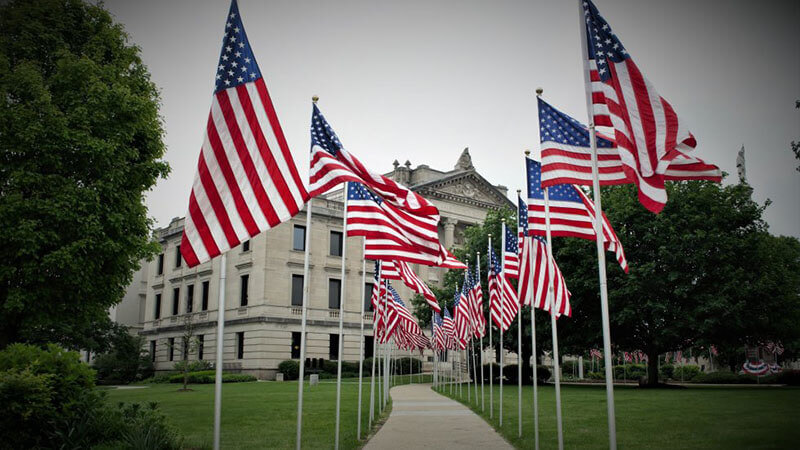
[104,0,799,238]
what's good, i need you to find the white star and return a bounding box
[216,74,221,80]
[218,64,225,71]
[237,76,244,82]
[228,70,234,76]
[226,46,232,53]
[613,43,619,50]
[235,51,241,58]
[244,57,251,63]
[230,36,237,43]
[599,68,607,74]
[605,39,612,45]
[250,72,256,78]
[226,22,232,28]
[224,79,231,85]
[230,12,236,19]
[231,62,238,68]
[241,66,247,72]
[222,55,229,61]
[238,42,245,48]
[234,27,240,33]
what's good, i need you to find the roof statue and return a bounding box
[455,147,474,171]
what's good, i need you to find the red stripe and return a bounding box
[197,154,239,247]
[542,148,622,162]
[625,59,659,173]
[254,78,308,209]
[180,230,201,268]
[234,84,298,219]
[186,191,220,260]
[216,90,280,228]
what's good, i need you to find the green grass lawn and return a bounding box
[437,382,800,449]
[104,375,429,449]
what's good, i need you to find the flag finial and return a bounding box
[516,189,521,194]
[524,150,531,156]
[536,88,543,96]
[312,95,319,103]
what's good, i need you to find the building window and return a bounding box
[330,230,343,257]
[168,338,175,361]
[157,253,164,275]
[291,332,301,359]
[328,279,341,309]
[364,283,374,312]
[186,284,194,313]
[150,340,156,362]
[197,335,204,360]
[240,274,249,307]
[154,293,162,319]
[236,332,244,359]
[172,288,180,315]
[329,334,339,360]
[292,225,306,251]
[201,281,210,311]
[365,336,374,359]
[175,245,182,268]
[242,239,250,252]
[291,275,304,306]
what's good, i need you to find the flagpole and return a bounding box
[487,235,494,420]
[517,150,539,450]
[212,253,227,450]
[543,186,564,450]
[295,192,315,450]
[478,252,485,412]
[383,280,390,408]
[334,182,350,450]
[472,342,478,404]
[500,219,506,428]
[577,3,618,446]
[515,191,523,438]
[357,238,367,440]
[369,262,381,427]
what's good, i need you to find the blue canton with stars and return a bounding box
[214,0,261,93]
[489,246,502,275]
[347,181,381,204]
[453,285,462,308]
[504,223,517,253]
[526,158,583,204]
[583,0,629,82]
[518,195,528,234]
[443,307,453,321]
[310,104,344,155]
[388,285,404,306]
[538,97,614,148]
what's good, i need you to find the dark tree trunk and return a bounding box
[647,349,659,385]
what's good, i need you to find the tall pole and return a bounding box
[577,3,618,446]
[369,263,381,427]
[478,252,485,412]
[212,254,227,450]
[515,191,522,438]
[295,196,314,450]
[383,280,390,408]
[357,239,367,440]
[334,183,350,450]
[531,306,539,450]
[472,344,479,404]
[500,220,506,428]
[487,235,494,419]
[544,186,564,450]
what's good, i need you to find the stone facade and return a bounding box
[132,150,513,379]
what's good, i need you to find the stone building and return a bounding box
[134,149,513,379]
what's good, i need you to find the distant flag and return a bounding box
[582,0,720,213]
[526,157,629,273]
[488,246,519,331]
[470,263,486,338]
[180,0,308,267]
[387,285,421,336]
[438,246,468,269]
[503,223,520,279]
[442,308,457,350]
[590,348,602,359]
[371,258,440,313]
[433,312,446,350]
[453,284,471,349]
[710,345,719,357]
[538,97,720,190]
[346,182,442,265]
[623,352,632,363]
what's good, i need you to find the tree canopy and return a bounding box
[0,0,169,349]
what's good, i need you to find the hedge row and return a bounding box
[168,370,256,384]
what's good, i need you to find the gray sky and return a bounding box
[105,0,800,237]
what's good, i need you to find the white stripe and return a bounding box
[190,174,228,255]
[613,61,654,177]
[210,96,269,231]
[645,78,670,176]
[542,168,628,184]
[200,133,249,241]
[182,213,210,263]
[244,83,306,209]
[228,88,292,222]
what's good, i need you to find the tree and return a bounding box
[0,0,169,349]
[92,324,154,384]
[556,181,800,385]
[168,315,202,391]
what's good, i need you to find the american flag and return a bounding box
[346,182,442,265]
[537,97,720,199]
[590,348,602,359]
[370,259,440,313]
[582,0,719,214]
[710,345,719,357]
[503,222,519,279]
[675,350,682,363]
[470,263,486,338]
[623,351,632,363]
[518,233,571,316]
[180,0,308,267]
[453,284,471,349]
[432,312,446,350]
[439,246,468,269]
[488,246,519,332]
[527,157,628,273]
[387,284,421,336]
[442,307,457,350]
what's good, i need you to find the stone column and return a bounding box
[443,218,456,250]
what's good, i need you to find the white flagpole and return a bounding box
[515,191,523,438]
[532,306,539,450]
[212,254,227,450]
[478,252,485,412]
[383,280,390,408]
[369,262,380,427]
[500,220,506,428]
[357,238,367,440]
[577,3,618,447]
[334,182,350,450]
[487,236,494,420]
[294,194,314,450]
[472,343,478,403]
[544,186,564,450]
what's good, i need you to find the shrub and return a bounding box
[671,365,701,381]
[100,402,183,450]
[394,357,422,374]
[322,359,338,374]
[691,371,751,384]
[777,369,800,386]
[174,359,213,373]
[167,370,256,384]
[279,360,300,380]
[587,371,604,380]
[536,365,551,384]
[92,328,154,385]
[482,363,501,383]
[0,369,54,448]
[613,364,647,380]
[659,364,674,380]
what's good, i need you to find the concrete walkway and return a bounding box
[364,383,512,450]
